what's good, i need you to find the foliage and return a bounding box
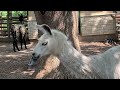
[0,11,7,17]
[0,11,27,17]
[12,11,27,17]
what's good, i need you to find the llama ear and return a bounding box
[36,24,52,35]
[36,25,46,34]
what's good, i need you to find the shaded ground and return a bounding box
[80,41,114,56]
[0,41,116,79]
[0,41,37,79]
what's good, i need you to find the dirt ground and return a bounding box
[0,41,36,79]
[80,41,114,56]
[0,41,116,79]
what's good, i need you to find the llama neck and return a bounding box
[57,41,93,78]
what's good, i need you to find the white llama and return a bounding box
[29,24,120,79]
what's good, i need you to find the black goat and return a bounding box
[11,24,27,52]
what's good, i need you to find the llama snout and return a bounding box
[28,53,40,66]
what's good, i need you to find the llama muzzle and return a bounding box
[28,54,40,66]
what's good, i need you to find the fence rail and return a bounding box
[0,16,27,20]
[0,21,28,24]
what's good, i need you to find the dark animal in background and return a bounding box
[18,14,24,24]
[10,24,27,52]
[104,38,119,45]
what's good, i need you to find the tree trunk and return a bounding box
[32,11,81,79]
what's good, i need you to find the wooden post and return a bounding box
[79,11,81,34]
[7,11,12,40]
[7,11,10,39]
[27,11,28,18]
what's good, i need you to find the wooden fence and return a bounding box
[0,16,28,37]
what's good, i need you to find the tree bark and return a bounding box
[32,11,81,79]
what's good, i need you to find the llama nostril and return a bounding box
[32,53,35,56]
[37,55,40,58]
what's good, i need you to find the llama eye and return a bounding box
[42,42,48,46]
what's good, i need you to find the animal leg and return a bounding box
[20,40,23,49]
[23,37,27,49]
[13,42,16,52]
[16,43,20,51]
[15,40,20,51]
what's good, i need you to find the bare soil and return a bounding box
[0,41,37,79]
[80,41,114,56]
[0,41,116,79]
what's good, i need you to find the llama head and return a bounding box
[10,25,15,32]
[28,24,61,66]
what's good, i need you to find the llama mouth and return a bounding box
[28,55,40,66]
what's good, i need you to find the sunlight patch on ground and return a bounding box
[5,54,21,58]
[0,45,7,48]
[0,54,29,58]
[19,50,33,54]
[22,70,35,75]
[10,69,21,74]
[4,60,10,62]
